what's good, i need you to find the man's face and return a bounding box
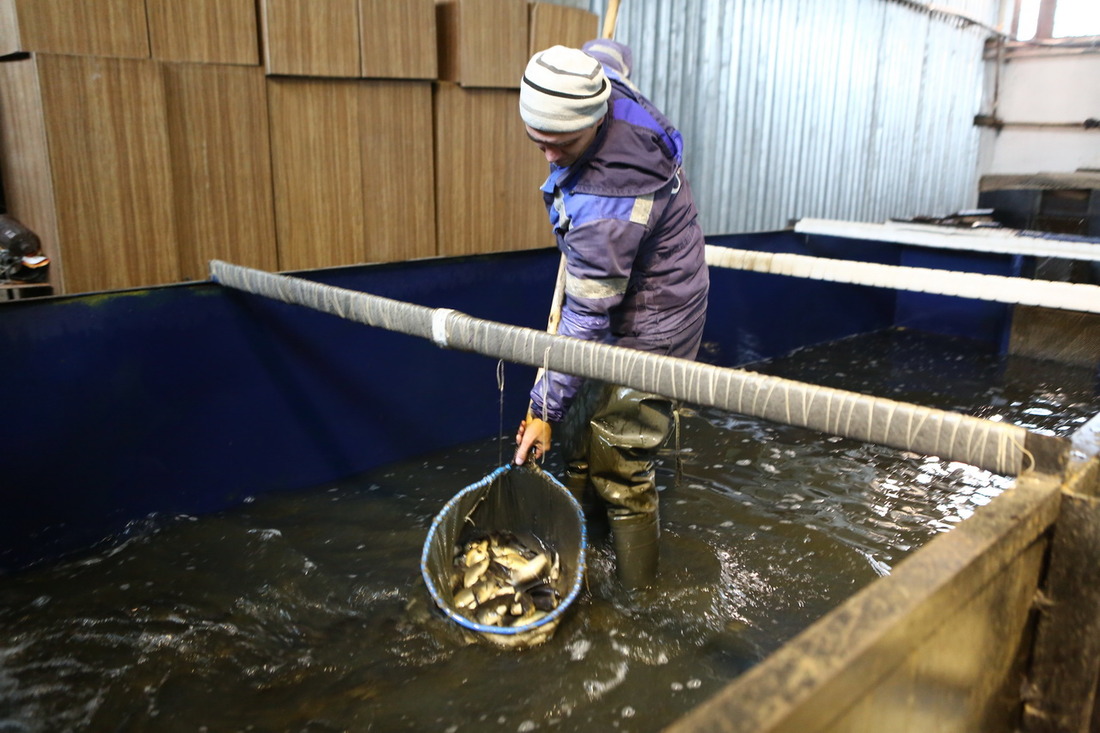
[525,121,601,168]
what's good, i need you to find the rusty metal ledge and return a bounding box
[665,474,1063,733]
[1023,491,1100,732]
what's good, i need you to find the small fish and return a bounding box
[463,558,490,588]
[490,549,531,572]
[527,583,560,612]
[510,592,533,617]
[510,554,547,586]
[450,530,564,629]
[476,604,503,626]
[464,539,489,567]
[508,607,548,628]
[454,587,476,610]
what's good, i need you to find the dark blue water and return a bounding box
[0,329,1095,732]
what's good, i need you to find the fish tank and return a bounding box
[1,229,1097,732]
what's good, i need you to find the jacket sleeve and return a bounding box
[528,212,648,422]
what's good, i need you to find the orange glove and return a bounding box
[514,411,552,465]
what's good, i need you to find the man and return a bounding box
[513,41,709,590]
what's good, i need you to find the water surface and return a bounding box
[1,329,1095,732]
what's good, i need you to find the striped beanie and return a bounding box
[520,46,610,133]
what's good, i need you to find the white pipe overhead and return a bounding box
[705,245,1100,314]
[794,218,1100,262]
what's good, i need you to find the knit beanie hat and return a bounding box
[520,45,610,133]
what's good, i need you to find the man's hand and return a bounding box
[514,414,552,465]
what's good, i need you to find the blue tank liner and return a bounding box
[705,230,1019,363]
[0,230,1027,572]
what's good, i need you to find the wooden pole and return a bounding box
[602,0,621,41]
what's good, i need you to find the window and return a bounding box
[1014,0,1100,40]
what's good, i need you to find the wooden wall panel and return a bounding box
[528,3,598,55]
[435,0,527,88]
[14,0,149,58]
[163,64,277,281]
[261,0,360,78]
[269,79,437,269]
[147,0,260,66]
[0,0,21,56]
[360,82,436,261]
[360,0,437,79]
[434,83,551,256]
[268,79,364,270]
[0,58,62,289]
[37,55,178,292]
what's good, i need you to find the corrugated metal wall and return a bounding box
[550,0,1000,235]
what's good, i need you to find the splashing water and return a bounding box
[0,329,1094,732]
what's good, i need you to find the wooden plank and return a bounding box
[433,83,552,256]
[0,0,21,56]
[162,64,277,281]
[1069,412,1100,498]
[528,3,598,55]
[0,57,62,289]
[14,0,149,58]
[1022,492,1100,733]
[147,0,260,66]
[664,474,1063,733]
[824,538,1044,732]
[268,78,364,270]
[37,55,178,293]
[435,0,527,88]
[360,0,437,79]
[360,81,436,261]
[260,0,360,78]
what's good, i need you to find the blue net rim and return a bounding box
[420,464,588,637]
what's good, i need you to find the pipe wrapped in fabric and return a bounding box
[420,464,587,649]
[704,245,1100,314]
[209,260,1036,476]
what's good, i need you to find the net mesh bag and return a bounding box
[420,463,587,649]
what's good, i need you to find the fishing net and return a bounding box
[420,463,587,649]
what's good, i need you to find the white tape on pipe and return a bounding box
[432,308,455,348]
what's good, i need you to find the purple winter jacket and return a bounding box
[528,41,710,423]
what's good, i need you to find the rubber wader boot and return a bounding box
[609,510,659,590]
[562,460,610,542]
[562,460,590,505]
